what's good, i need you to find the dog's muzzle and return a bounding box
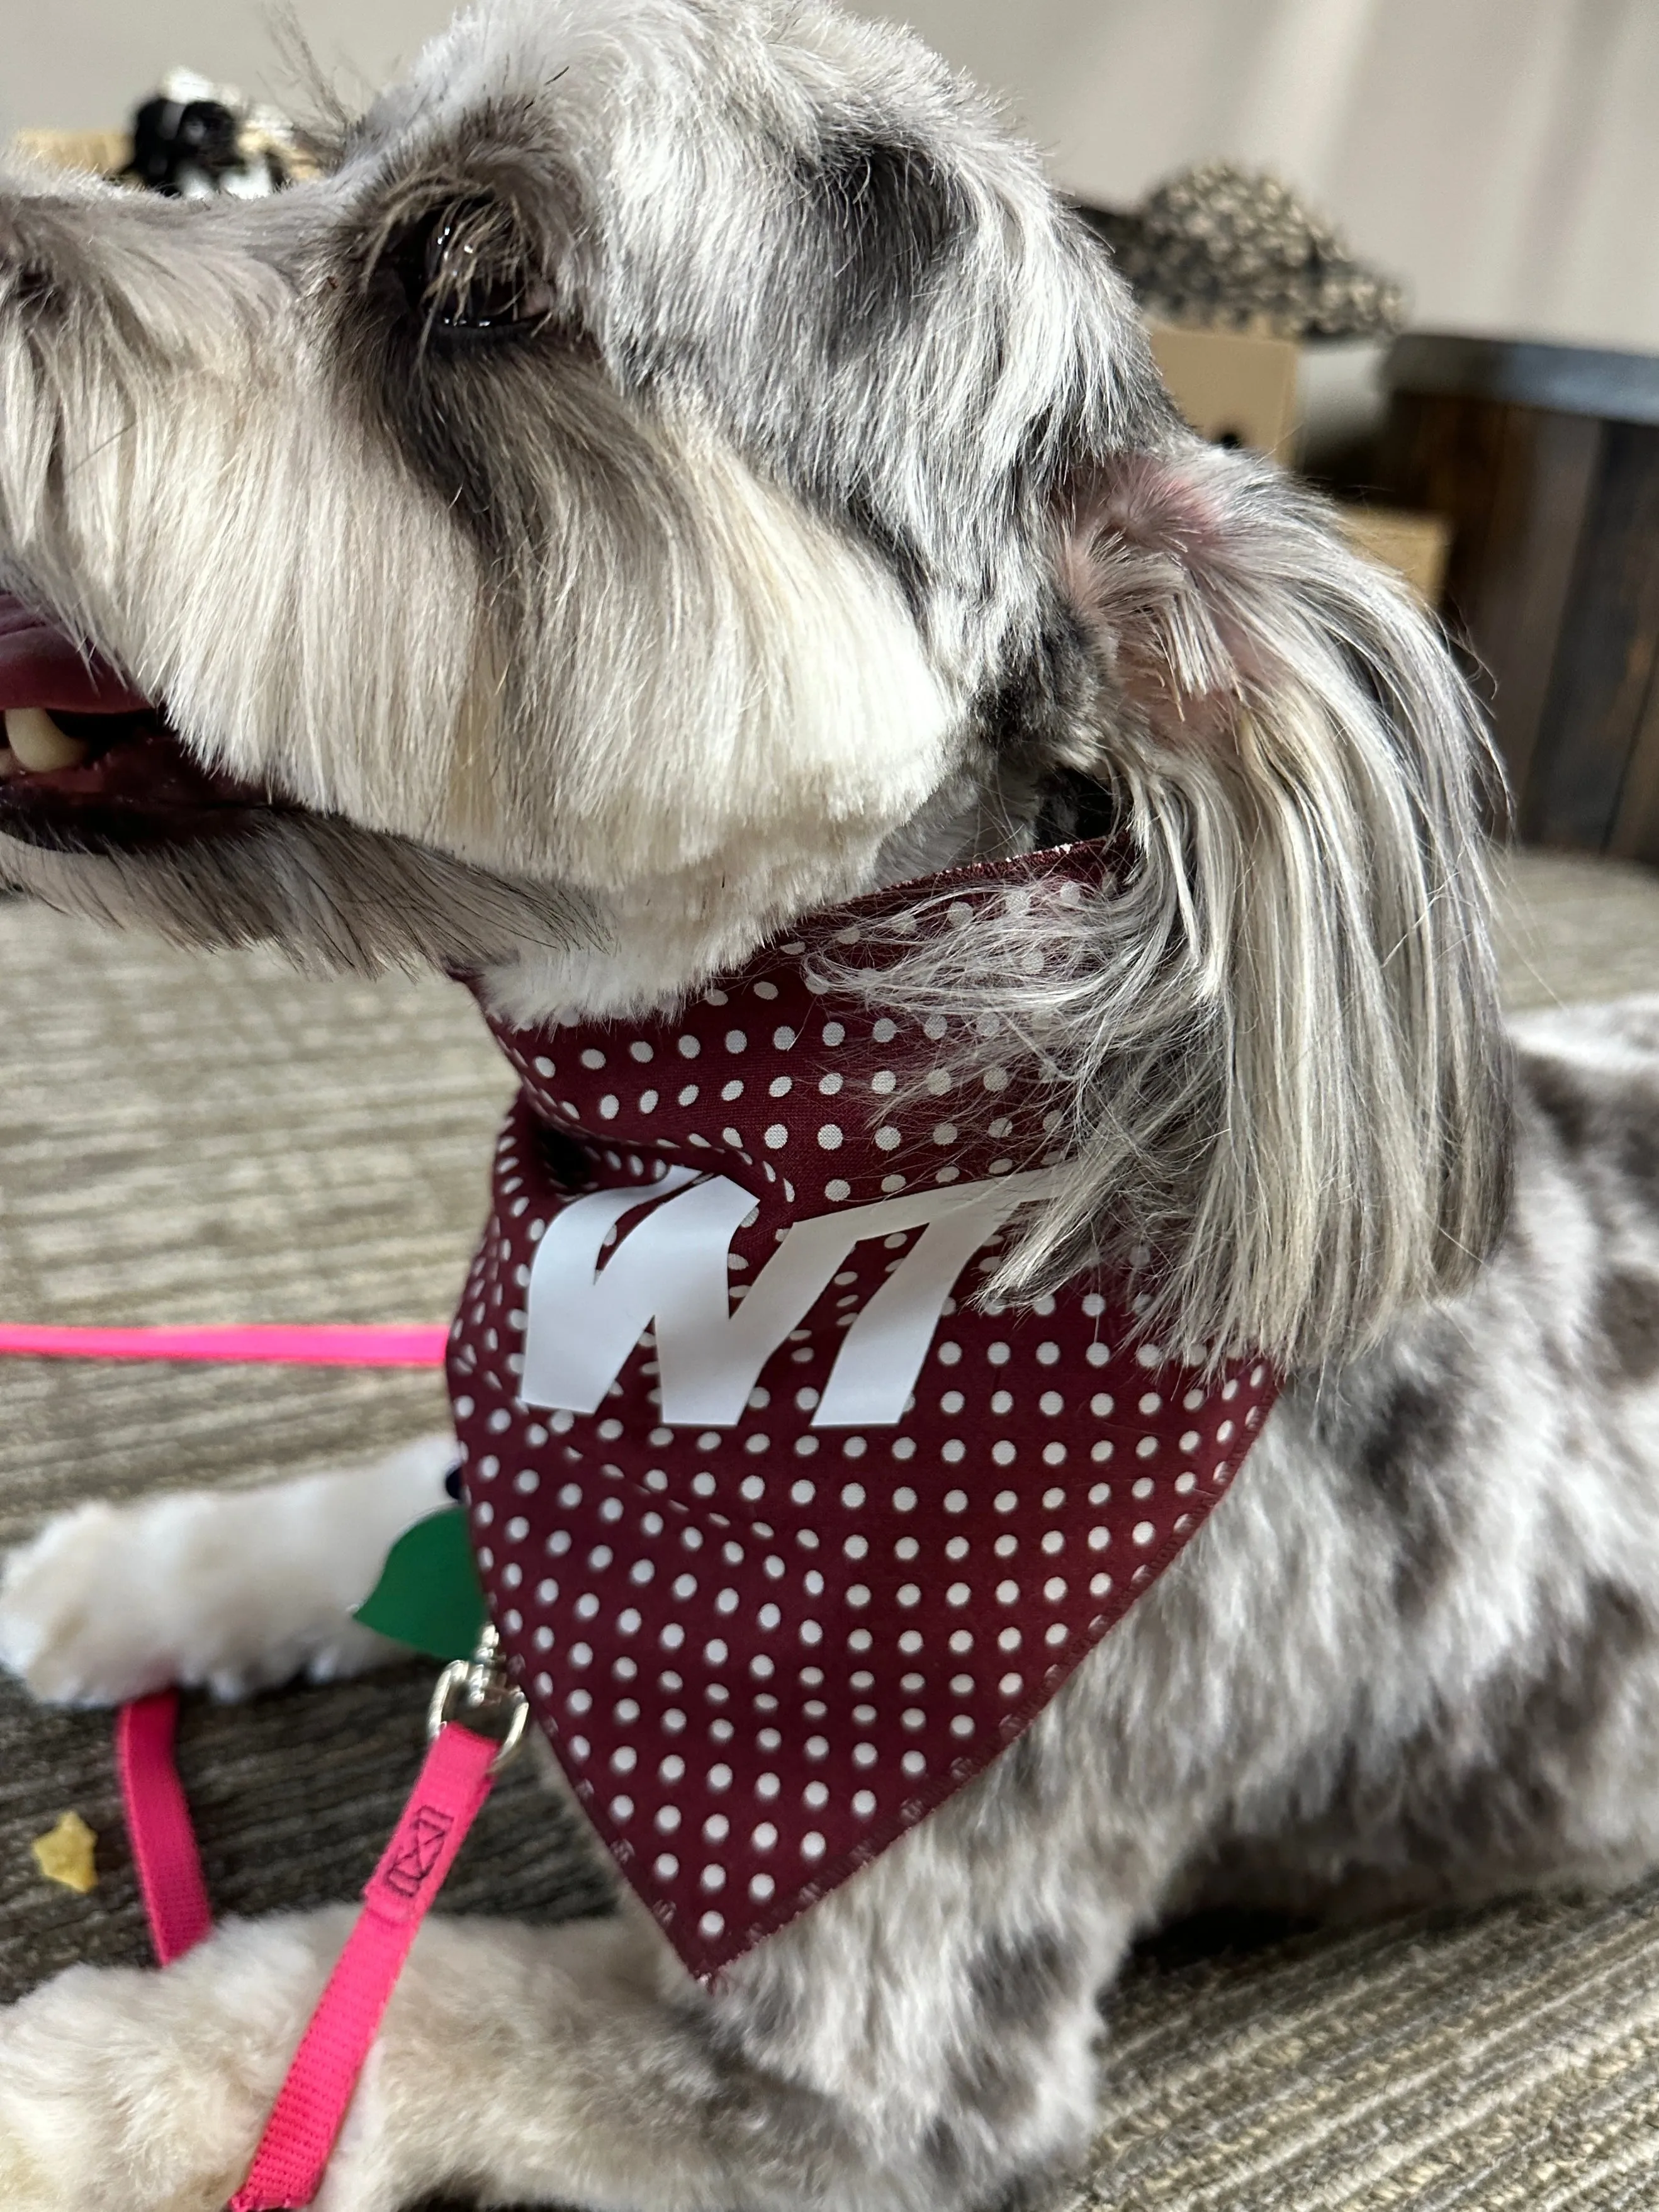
[0,595,279,851]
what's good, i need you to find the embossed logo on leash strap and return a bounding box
[380,1804,458,1900]
[115,1636,527,2211]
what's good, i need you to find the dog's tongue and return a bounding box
[0,595,151,714]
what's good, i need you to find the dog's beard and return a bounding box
[0,807,592,975]
[0,592,590,974]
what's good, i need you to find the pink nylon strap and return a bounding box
[228,1722,499,2212]
[116,1692,214,1966]
[0,1322,446,1366]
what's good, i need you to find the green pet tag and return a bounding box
[353,1506,490,1663]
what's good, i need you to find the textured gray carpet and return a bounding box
[1,849,1658,2208]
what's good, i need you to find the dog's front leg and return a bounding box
[0,1435,454,1704]
[0,1780,1127,2212]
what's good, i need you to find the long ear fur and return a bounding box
[877,441,1511,1372]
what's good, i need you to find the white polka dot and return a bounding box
[1132,1522,1156,1546]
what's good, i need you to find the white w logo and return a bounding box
[520,1169,1047,1429]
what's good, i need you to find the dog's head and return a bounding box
[0,0,1509,1366]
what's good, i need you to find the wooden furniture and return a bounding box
[1379,332,1659,862]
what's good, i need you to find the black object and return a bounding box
[123,93,289,198]
[125,95,240,193]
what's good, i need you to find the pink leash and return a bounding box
[228,1722,500,2211]
[116,1654,522,2209]
[115,1695,213,1964]
[0,1323,447,1366]
[33,1320,498,2203]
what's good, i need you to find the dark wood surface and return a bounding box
[1389,331,1659,424]
[1528,420,1659,853]
[1379,351,1659,864]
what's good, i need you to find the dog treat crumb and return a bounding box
[31,1811,99,1895]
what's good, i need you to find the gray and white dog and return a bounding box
[0,3,1655,2208]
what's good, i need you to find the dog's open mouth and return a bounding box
[0,595,281,851]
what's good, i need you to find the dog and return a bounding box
[0,2,1656,2206]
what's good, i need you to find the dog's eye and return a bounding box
[383,199,553,339]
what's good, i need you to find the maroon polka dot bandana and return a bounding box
[449,836,1278,1979]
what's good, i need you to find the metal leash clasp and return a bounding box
[427,1623,530,1775]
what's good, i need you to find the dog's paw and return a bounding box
[0,1487,396,1706]
[0,1914,355,2212]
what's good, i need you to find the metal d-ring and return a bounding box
[427,1623,531,1775]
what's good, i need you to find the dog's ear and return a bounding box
[1004,438,1511,1367]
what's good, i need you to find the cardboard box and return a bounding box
[13,129,130,177]
[1336,503,1452,606]
[1149,322,1302,464]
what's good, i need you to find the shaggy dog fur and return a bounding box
[0,3,1655,2207]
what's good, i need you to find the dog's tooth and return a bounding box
[3,707,89,772]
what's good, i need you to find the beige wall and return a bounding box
[859,0,1659,354]
[0,0,459,143]
[7,0,1657,354]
